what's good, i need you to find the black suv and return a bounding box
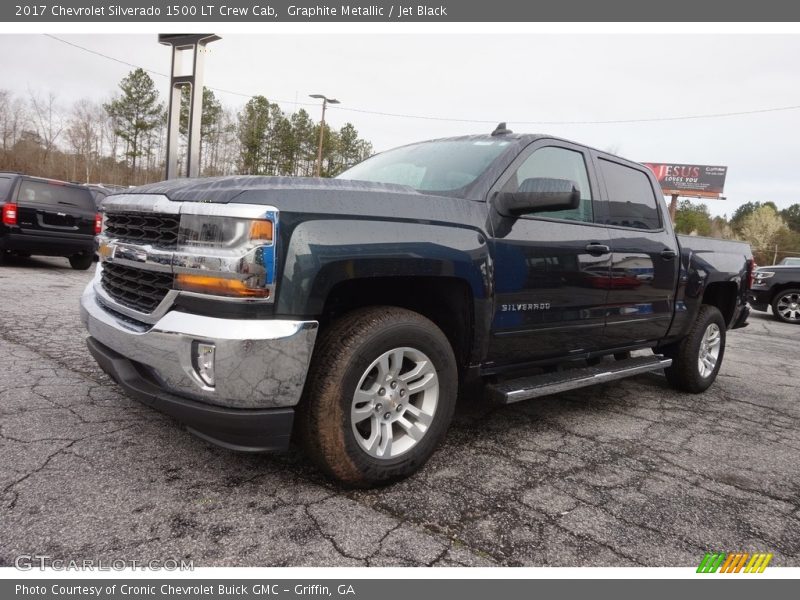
[0,173,99,269]
[749,264,800,324]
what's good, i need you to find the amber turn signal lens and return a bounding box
[175,273,271,298]
[249,220,273,242]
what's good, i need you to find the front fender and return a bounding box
[275,217,492,318]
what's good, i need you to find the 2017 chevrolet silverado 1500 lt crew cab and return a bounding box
[80,128,753,486]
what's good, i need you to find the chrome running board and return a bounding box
[487,355,672,404]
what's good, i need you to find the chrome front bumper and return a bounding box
[80,279,318,409]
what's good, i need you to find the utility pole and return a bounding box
[309,94,340,177]
[668,193,679,223]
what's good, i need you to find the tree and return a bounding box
[780,203,800,233]
[179,86,223,173]
[66,100,104,182]
[104,68,164,180]
[0,81,375,185]
[289,109,316,176]
[710,216,735,240]
[271,114,297,176]
[0,90,29,154]
[210,107,238,176]
[331,122,372,176]
[730,201,778,233]
[28,90,63,170]
[773,227,800,264]
[237,95,271,174]
[738,205,786,265]
[314,122,337,177]
[674,200,712,236]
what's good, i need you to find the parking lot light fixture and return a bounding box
[309,94,340,177]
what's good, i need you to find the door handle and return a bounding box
[585,243,611,255]
[660,249,678,260]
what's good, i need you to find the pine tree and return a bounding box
[179,86,223,172]
[103,68,164,179]
[237,95,271,174]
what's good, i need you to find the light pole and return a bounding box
[310,94,340,177]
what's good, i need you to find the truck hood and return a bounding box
[112,175,485,226]
[123,176,423,204]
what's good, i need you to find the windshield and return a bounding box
[337,139,513,193]
[780,257,800,265]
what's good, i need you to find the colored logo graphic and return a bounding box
[697,552,773,573]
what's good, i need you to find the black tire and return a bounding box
[69,254,94,270]
[663,305,726,393]
[298,306,458,487]
[771,289,800,324]
[0,251,6,265]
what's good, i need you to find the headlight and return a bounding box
[754,271,775,280]
[174,214,275,300]
[177,215,272,250]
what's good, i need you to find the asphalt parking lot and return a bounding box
[1,255,798,568]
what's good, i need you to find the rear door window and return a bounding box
[18,180,95,211]
[597,159,662,230]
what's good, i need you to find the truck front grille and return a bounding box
[100,263,173,313]
[104,212,180,248]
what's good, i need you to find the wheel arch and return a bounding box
[701,281,738,327]
[318,275,477,372]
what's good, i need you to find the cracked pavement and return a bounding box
[1,255,798,567]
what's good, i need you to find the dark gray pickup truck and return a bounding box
[80,129,753,486]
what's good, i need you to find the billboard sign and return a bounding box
[642,163,727,198]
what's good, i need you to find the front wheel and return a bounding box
[771,289,800,324]
[662,305,726,393]
[298,306,458,487]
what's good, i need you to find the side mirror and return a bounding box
[495,177,581,216]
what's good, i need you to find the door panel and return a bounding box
[485,141,611,366]
[604,229,679,346]
[593,156,679,347]
[488,221,612,364]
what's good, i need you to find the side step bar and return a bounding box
[487,355,672,405]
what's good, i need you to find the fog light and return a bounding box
[193,342,216,387]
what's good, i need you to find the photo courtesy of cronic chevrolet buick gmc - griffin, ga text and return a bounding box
[78,127,754,486]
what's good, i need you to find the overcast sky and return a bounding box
[1,33,798,217]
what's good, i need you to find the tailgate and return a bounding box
[15,179,96,236]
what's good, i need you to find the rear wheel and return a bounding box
[298,306,458,487]
[663,305,726,393]
[69,254,93,270]
[771,289,800,324]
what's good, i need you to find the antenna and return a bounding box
[491,122,512,136]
